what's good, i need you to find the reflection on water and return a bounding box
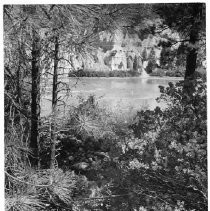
[41,77,183,116]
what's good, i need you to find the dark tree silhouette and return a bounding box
[30,28,41,167]
[155,3,206,79]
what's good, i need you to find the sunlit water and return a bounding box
[41,76,183,116]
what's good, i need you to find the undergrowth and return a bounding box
[5,77,207,210]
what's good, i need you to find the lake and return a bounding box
[41,76,183,116]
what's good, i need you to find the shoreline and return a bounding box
[67,76,184,80]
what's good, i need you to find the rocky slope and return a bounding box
[70,29,163,72]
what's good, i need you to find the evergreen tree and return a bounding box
[133,55,139,71]
[142,48,147,61]
[145,47,156,73]
[155,3,206,79]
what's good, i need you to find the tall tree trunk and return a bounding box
[17,42,21,104]
[30,28,41,167]
[184,4,201,80]
[50,35,59,169]
[184,30,198,80]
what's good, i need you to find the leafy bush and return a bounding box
[127,78,207,210]
[165,66,185,77]
[150,68,166,77]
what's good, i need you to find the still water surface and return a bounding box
[41,77,183,116]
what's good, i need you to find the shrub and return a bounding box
[150,68,166,77]
[127,78,207,210]
[145,60,156,74]
[5,167,90,211]
[165,66,185,77]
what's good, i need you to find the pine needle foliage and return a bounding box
[5,195,45,211]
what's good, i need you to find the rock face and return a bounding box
[58,26,182,75]
[70,29,163,72]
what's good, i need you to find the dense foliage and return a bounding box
[69,69,141,77]
[155,3,206,79]
[5,76,207,211]
[150,67,185,77]
[127,78,207,210]
[145,48,157,74]
[4,3,207,211]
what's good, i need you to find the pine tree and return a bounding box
[142,48,147,61]
[155,3,206,79]
[133,55,139,71]
[145,48,156,73]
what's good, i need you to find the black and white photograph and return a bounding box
[3,2,207,211]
